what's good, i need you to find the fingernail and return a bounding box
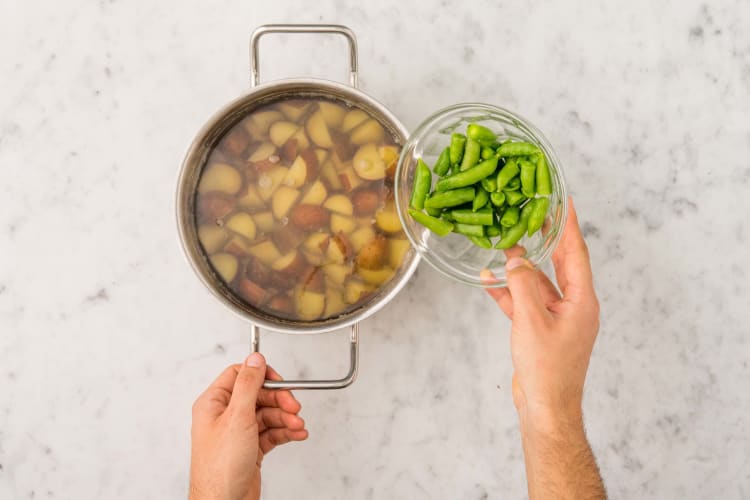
[246,352,264,367]
[506,257,531,271]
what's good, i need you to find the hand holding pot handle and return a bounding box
[189,354,308,500]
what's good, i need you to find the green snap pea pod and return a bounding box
[527,197,550,236]
[452,222,485,237]
[495,141,540,157]
[409,159,432,210]
[494,202,534,249]
[519,159,536,198]
[468,235,493,249]
[496,158,520,190]
[424,192,441,216]
[481,176,498,193]
[495,219,527,249]
[473,185,489,211]
[504,190,526,206]
[408,208,454,237]
[466,123,497,145]
[424,187,475,209]
[502,176,521,192]
[481,147,494,160]
[450,207,494,226]
[485,223,502,237]
[490,191,506,207]
[459,138,481,171]
[449,133,467,165]
[436,157,499,191]
[433,147,451,176]
[500,205,520,227]
[535,153,552,196]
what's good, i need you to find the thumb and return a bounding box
[229,352,267,414]
[505,257,548,319]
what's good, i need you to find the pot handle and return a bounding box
[250,323,359,390]
[249,24,359,88]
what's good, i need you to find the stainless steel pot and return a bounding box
[176,25,419,390]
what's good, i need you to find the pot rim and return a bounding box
[176,77,420,335]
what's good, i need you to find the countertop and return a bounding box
[1,1,749,498]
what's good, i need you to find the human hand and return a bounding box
[189,353,308,500]
[483,199,600,429]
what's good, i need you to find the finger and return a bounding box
[505,258,552,322]
[192,364,240,419]
[256,407,306,433]
[480,269,513,318]
[259,428,309,455]
[258,366,302,414]
[536,269,562,307]
[227,353,267,416]
[551,198,595,304]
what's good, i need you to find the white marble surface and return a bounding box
[2,0,749,498]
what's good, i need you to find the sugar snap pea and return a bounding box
[408,124,554,250]
[473,185,489,211]
[519,160,536,198]
[485,223,502,237]
[500,205,519,227]
[502,176,521,192]
[467,123,498,145]
[496,158,520,190]
[433,147,451,176]
[408,208,454,237]
[424,187,475,209]
[504,190,526,206]
[527,197,550,236]
[481,176,498,193]
[494,218,527,249]
[436,157,498,191]
[468,235,493,249]
[450,207,493,226]
[496,141,540,157]
[459,138,481,171]
[452,222,485,237]
[449,133,467,165]
[490,191,506,207]
[410,159,432,210]
[535,153,552,196]
[494,202,534,249]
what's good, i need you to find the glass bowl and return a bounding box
[394,103,568,288]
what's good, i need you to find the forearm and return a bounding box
[518,408,606,500]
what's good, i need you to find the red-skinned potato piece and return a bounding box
[272,251,308,276]
[248,157,281,174]
[245,258,274,288]
[271,225,305,254]
[356,234,387,270]
[267,294,294,315]
[197,193,236,222]
[219,126,251,157]
[299,148,320,181]
[238,278,267,305]
[281,138,299,163]
[290,204,330,231]
[331,232,354,262]
[299,266,325,292]
[351,189,381,215]
[330,129,355,162]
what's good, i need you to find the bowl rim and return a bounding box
[394,102,568,288]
